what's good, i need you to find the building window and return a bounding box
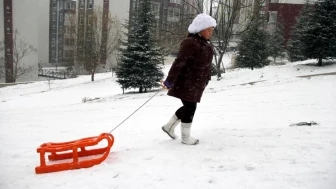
[66,2,71,9]
[170,0,181,4]
[59,39,63,48]
[6,27,11,34]
[65,26,76,34]
[64,50,74,59]
[80,0,84,8]
[173,8,180,18]
[87,15,92,25]
[53,12,57,21]
[65,26,69,34]
[60,14,64,22]
[6,6,11,13]
[154,19,159,29]
[69,50,74,59]
[64,50,69,58]
[168,7,180,21]
[168,7,173,18]
[88,0,93,9]
[59,26,63,34]
[65,38,75,46]
[59,51,63,59]
[52,38,56,47]
[87,33,91,39]
[70,38,75,46]
[151,2,160,17]
[72,2,76,9]
[71,26,76,34]
[79,17,84,25]
[60,1,63,9]
[269,11,277,23]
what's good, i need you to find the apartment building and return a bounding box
[2,0,13,82]
[210,0,311,48]
[265,0,312,45]
[49,0,109,66]
[129,0,198,55]
[1,0,129,82]
[49,0,77,66]
[129,0,198,36]
[76,0,109,66]
[1,0,48,82]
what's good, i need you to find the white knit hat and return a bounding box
[188,13,217,34]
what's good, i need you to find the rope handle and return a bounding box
[159,80,169,90]
[109,83,167,133]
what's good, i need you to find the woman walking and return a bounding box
[162,13,216,145]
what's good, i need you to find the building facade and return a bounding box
[49,0,76,66]
[265,0,310,45]
[49,0,109,66]
[1,0,45,82]
[1,0,129,82]
[211,0,311,47]
[3,0,14,82]
[129,0,198,35]
[129,0,198,55]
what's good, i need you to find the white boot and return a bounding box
[162,114,180,139]
[181,123,199,145]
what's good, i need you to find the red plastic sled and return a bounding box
[35,133,114,174]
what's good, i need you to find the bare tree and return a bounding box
[209,0,265,79]
[76,7,122,81]
[0,30,36,82]
[169,0,266,80]
[63,13,78,66]
[155,0,200,57]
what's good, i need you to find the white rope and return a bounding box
[109,89,163,133]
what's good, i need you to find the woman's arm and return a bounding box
[165,38,197,85]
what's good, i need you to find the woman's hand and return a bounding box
[160,80,173,90]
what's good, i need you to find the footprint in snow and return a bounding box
[207,179,214,184]
[245,165,255,171]
[143,156,154,160]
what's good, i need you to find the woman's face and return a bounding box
[199,27,214,40]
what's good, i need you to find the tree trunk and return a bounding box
[274,57,276,63]
[216,61,221,79]
[91,71,95,81]
[216,53,225,80]
[318,57,322,66]
[91,65,97,81]
[139,86,143,93]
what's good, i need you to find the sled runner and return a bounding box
[35,133,114,174]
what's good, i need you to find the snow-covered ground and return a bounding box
[0,59,336,189]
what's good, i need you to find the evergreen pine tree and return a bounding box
[236,23,270,70]
[116,0,164,93]
[268,18,286,63]
[287,1,313,62]
[302,0,336,66]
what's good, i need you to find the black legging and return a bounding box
[175,100,197,123]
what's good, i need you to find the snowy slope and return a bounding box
[0,60,336,189]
